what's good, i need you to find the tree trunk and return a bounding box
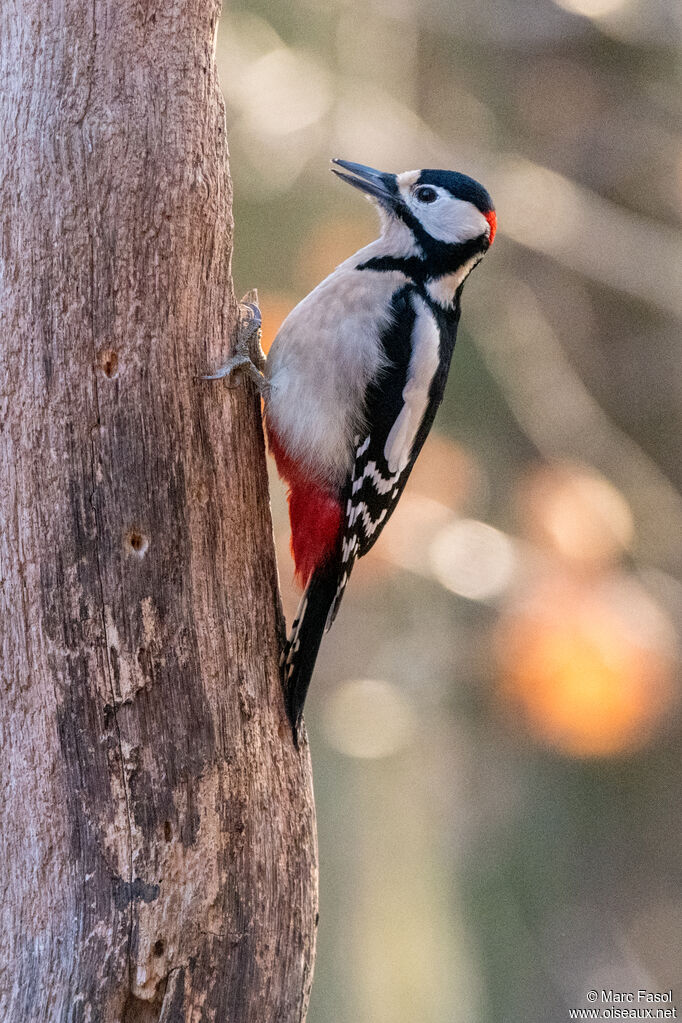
[0,2,317,1020]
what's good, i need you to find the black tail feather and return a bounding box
[281,564,341,744]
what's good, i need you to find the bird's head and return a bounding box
[331,159,496,258]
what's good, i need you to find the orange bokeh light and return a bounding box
[496,577,677,758]
[517,461,633,571]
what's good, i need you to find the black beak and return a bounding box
[331,159,398,208]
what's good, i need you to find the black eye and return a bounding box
[415,186,437,204]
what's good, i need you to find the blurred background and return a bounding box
[217,1,681,1019]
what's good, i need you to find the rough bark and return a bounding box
[0,2,318,1020]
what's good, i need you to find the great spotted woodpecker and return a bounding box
[207,160,495,741]
[264,160,496,739]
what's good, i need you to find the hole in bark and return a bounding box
[99,349,119,378]
[164,820,172,842]
[125,530,148,558]
[153,939,165,957]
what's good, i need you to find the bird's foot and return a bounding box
[203,289,269,395]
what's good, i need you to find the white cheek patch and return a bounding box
[384,295,440,474]
[397,176,490,245]
[397,174,490,246]
[416,197,488,245]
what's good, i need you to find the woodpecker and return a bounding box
[206,161,496,739]
[255,159,497,739]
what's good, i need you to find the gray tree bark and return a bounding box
[0,2,318,1020]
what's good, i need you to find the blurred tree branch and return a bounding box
[0,2,317,1020]
[468,278,682,576]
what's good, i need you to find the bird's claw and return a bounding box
[202,289,268,394]
[203,353,264,390]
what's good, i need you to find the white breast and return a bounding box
[266,246,408,487]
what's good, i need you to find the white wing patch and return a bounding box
[384,295,440,474]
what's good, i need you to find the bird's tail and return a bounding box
[281,563,342,744]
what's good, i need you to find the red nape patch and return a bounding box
[484,209,497,246]
[267,426,343,587]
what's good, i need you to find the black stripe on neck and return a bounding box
[356,255,424,277]
[357,235,484,281]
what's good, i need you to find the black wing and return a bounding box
[325,284,460,627]
[282,284,460,738]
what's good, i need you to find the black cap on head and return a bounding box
[417,170,494,214]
